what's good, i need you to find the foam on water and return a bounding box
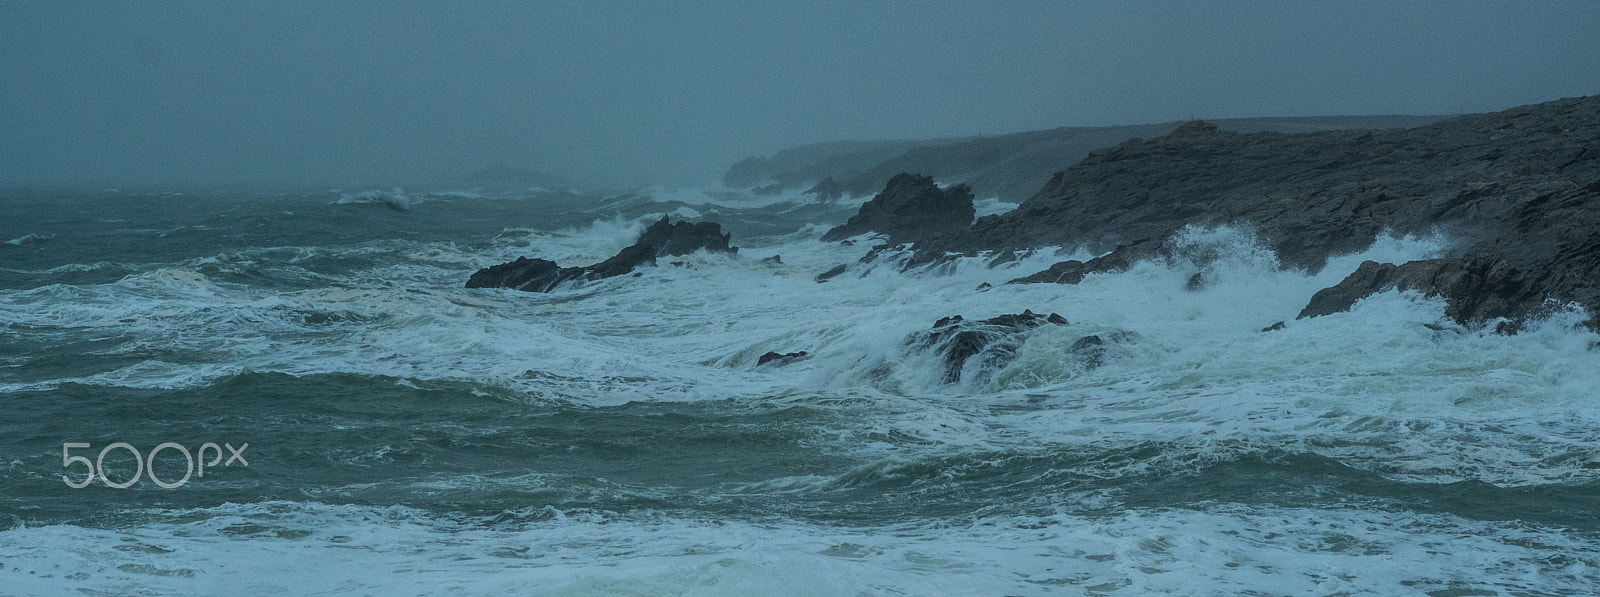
[5,198,1600,594]
[6,221,1599,474]
[2,501,1593,596]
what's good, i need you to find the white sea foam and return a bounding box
[4,223,1598,487]
[973,196,1019,218]
[4,232,53,246]
[1,501,1592,596]
[5,198,1600,594]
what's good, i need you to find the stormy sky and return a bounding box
[3,2,1598,188]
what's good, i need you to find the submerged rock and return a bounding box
[757,351,809,366]
[466,216,737,292]
[1066,331,1140,371]
[815,264,849,283]
[1068,335,1106,370]
[907,310,1068,383]
[821,173,975,244]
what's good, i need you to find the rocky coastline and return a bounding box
[473,95,1599,333]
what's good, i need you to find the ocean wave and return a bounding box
[2,500,1593,596]
[4,232,54,246]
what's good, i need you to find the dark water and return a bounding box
[2,188,1598,595]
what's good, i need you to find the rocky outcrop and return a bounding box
[906,310,1068,383]
[919,96,1599,329]
[1296,256,1546,329]
[1005,238,1162,285]
[820,173,975,244]
[803,177,844,201]
[465,257,578,293]
[466,216,737,292]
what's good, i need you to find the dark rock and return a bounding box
[762,255,783,264]
[1262,321,1286,332]
[802,176,844,201]
[467,216,737,292]
[1067,330,1140,370]
[1008,260,1085,285]
[907,310,1069,383]
[1185,272,1207,291]
[634,215,737,257]
[1007,238,1162,285]
[858,243,903,264]
[839,240,854,246]
[1297,255,1540,326]
[815,264,848,283]
[757,351,808,366]
[464,257,581,292]
[976,282,992,291]
[1068,335,1105,369]
[820,173,976,244]
[585,242,660,280]
[909,96,1600,328]
[985,248,1034,267]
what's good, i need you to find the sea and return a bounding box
[1,185,1597,596]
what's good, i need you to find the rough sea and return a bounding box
[2,186,1598,596]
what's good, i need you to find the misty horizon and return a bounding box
[3,2,1598,189]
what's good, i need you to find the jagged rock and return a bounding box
[820,173,975,244]
[634,216,737,257]
[762,255,783,264]
[464,257,580,293]
[803,177,844,201]
[907,310,1068,383]
[1297,255,1541,328]
[1007,238,1162,285]
[467,216,737,292]
[757,351,808,366]
[910,96,1600,328]
[1262,321,1286,332]
[815,264,848,283]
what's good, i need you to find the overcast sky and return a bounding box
[3,2,1598,188]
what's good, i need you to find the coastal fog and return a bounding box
[2,2,1598,189]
